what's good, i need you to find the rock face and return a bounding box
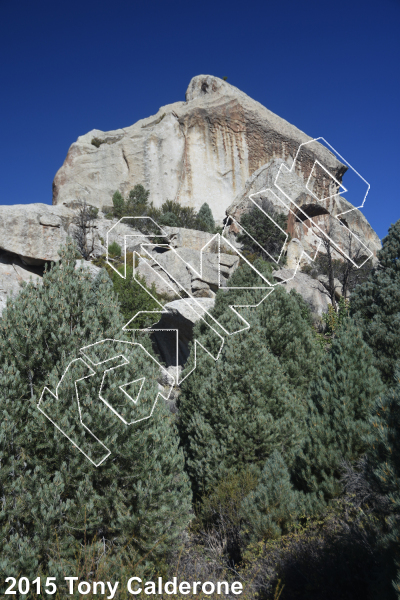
[137,242,240,299]
[52,75,344,222]
[0,203,153,266]
[226,159,381,266]
[0,76,382,326]
[0,254,102,318]
[272,268,331,318]
[0,204,75,265]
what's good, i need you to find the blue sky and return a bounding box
[0,0,399,240]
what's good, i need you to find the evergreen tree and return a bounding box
[111,265,161,328]
[351,219,400,385]
[237,202,288,261]
[108,240,122,258]
[241,450,315,541]
[112,190,125,218]
[178,315,307,498]
[159,200,197,229]
[294,319,383,500]
[196,202,215,233]
[126,184,150,215]
[256,286,323,393]
[365,366,400,597]
[178,259,323,497]
[199,259,321,395]
[159,211,181,227]
[0,242,192,579]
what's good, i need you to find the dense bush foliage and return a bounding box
[364,365,400,595]
[237,201,289,262]
[1,211,400,598]
[294,318,384,500]
[111,264,162,328]
[111,185,217,234]
[0,242,192,583]
[351,219,400,385]
[178,259,323,499]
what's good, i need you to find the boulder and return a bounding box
[0,204,75,265]
[0,248,104,318]
[74,260,102,279]
[52,75,344,223]
[162,227,216,251]
[0,202,155,269]
[272,268,331,317]
[137,247,240,299]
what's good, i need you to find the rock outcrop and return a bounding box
[0,204,75,265]
[52,75,344,222]
[272,268,331,318]
[0,75,382,326]
[226,158,381,267]
[136,243,240,299]
[0,251,102,317]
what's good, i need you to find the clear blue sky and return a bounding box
[1,0,399,240]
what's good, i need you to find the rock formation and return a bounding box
[272,268,332,318]
[0,74,382,329]
[52,75,344,223]
[226,158,382,268]
[136,240,239,299]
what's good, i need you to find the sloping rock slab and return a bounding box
[138,247,239,298]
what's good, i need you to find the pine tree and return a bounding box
[178,259,323,497]
[351,219,400,385]
[202,261,322,392]
[365,366,400,597]
[126,184,150,215]
[112,190,125,218]
[196,202,215,233]
[294,318,383,500]
[241,450,315,541]
[256,286,323,393]
[178,311,307,497]
[237,202,288,261]
[179,328,305,498]
[159,211,180,227]
[111,265,161,327]
[159,200,197,229]
[0,242,192,579]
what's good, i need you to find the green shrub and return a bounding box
[237,202,288,262]
[112,265,161,328]
[0,241,192,579]
[126,184,150,216]
[108,240,122,258]
[351,218,400,385]
[112,190,125,218]
[159,211,181,227]
[294,318,384,500]
[178,261,319,498]
[195,202,215,233]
